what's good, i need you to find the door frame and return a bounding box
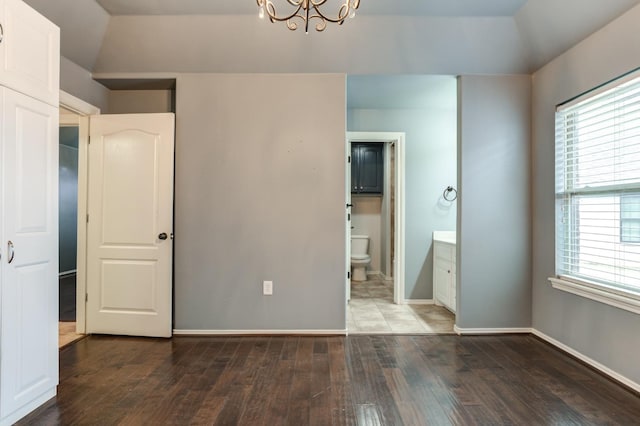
[59,90,100,334]
[347,132,406,304]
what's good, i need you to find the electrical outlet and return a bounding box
[263,280,273,296]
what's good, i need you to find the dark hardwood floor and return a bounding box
[20,334,640,425]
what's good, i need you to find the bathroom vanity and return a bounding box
[433,231,456,313]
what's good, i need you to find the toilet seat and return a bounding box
[351,254,370,262]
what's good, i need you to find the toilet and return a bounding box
[350,235,371,282]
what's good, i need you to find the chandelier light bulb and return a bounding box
[258,6,265,19]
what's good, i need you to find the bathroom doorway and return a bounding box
[347,132,406,305]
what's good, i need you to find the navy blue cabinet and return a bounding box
[351,143,383,195]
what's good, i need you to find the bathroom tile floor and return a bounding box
[59,322,85,348]
[348,276,455,334]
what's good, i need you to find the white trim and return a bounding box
[0,388,55,426]
[454,325,533,335]
[366,270,382,277]
[173,329,348,336]
[532,329,640,393]
[59,90,100,116]
[403,299,434,305]
[347,132,406,305]
[59,112,80,126]
[59,90,100,336]
[383,142,392,278]
[549,276,640,316]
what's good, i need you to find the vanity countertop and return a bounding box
[433,231,456,245]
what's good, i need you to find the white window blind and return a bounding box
[556,73,640,293]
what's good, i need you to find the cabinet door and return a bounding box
[352,143,383,194]
[1,88,58,421]
[358,144,383,194]
[434,259,450,307]
[350,143,359,192]
[0,0,60,106]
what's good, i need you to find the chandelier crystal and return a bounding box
[257,0,360,33]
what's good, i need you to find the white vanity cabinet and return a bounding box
[0,1,59,424]
[433,233,456,313]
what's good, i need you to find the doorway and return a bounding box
[58,115,82,347]
[58,91,101,344]
[347,132,406,305]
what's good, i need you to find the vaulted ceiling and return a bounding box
[23,0,640,75]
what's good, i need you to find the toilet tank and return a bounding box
[351,235,369,256]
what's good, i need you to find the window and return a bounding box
[554,72,640,306]
[621,194,640,243]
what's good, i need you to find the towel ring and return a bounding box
[443,186,457,202]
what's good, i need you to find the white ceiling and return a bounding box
[95,0,528,17]
[22,0,640,74]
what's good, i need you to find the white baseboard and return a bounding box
[366,271,382,278]
[454,325,533,335]
[173,329,348,336]
[403,299,434,305]
[532,329,640,393]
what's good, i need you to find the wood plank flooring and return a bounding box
[20,334,640,425]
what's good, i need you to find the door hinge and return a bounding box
[88,136,91,145]
[348,155,351,163]
[86,214,89,223]
[348,213,351,221]
[85,293,88,302]
[347,272,351,279]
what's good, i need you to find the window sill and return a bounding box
[548,276,640,316]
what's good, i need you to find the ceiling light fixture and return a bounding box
[257,0,360,33]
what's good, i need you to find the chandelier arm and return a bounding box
[310,0,359,24]
[310,0,360,10]
[260,0,304,23]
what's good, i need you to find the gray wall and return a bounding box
[347,91,458,300]
[532,5,640,383]
[107,90,174,114]
[60,56,109,111]
[457,75,531,329]
[59,127,79,274]
[174,74,347,331]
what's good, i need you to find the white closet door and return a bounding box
[0,87,58,421]
[0,0,60,106]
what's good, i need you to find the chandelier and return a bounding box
[257,0,360,33]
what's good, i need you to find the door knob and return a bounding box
[158,233,168,240]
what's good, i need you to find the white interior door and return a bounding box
[0,87,58,420]
[86,113,174,338]
[346,139,352,303]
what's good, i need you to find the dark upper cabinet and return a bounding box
[351,143,383,195]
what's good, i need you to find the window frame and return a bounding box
[550,69,640,315]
